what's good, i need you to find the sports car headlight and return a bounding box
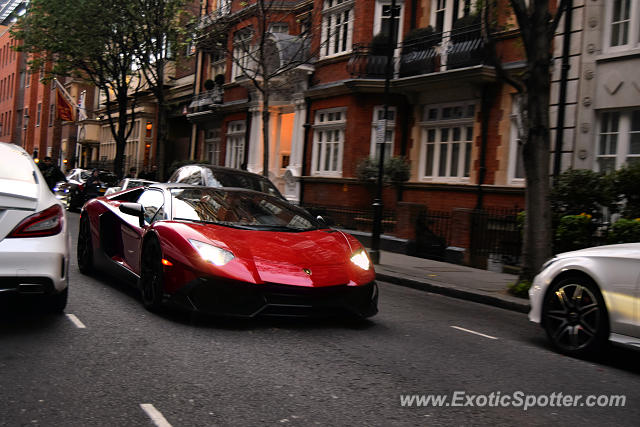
[350,250,371,271]
[188,239,235,266]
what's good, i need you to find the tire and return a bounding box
[77,214,94,275]
[542,276,608,357]
[44,287,68,314]
[139,238,165,312]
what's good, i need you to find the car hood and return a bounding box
[556,243,640,260]
[191,225,359,286]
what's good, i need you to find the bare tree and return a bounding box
[482,0,569,280]
[199,0,315,178]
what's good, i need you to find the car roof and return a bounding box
[174,164,272,179]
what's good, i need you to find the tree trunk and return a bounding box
[112,93,130,178]
[155,63,167,181]
[519,12,554,281]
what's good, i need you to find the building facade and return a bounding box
[189,0,530,266]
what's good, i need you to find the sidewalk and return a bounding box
[374,250,530,313]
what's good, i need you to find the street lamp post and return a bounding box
[370,0,397,265]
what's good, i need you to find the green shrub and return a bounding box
[356,156,411,185]
[402,26,437,54]
[384,156,410,184]
[203,79,215,90]
[608,218,640,244]
[370,33,392,55]
[355,157,378,184]
[508,280,531,299]
[555,213,595,252]
[550,169,614,220]
[610,162,640,218]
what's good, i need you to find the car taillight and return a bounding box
[8,204,64,238]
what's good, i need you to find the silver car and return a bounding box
[529,243,640,356]
[104,177,156,196]
[0,142,70,312]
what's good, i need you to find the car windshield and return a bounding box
[99,172,119,185]
[124,179,148,188]
[209,170,282,199]
[171,188,318,232]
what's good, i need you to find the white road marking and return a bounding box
[65,314,86,329]
[451,325,497,340]
[140,404,172,427]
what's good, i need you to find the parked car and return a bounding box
[78,183,378,318]
[167,164,285,200]
[529,243,640,356]
[65,169,119,211]
[0,142,70,312]
[53,168,90,206]
[104,178,157,196]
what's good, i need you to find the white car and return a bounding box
[529,243,640,356]
[0,142,70,312]
[104,178,156,196]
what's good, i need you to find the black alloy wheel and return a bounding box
[139,238,165,312]
[77,214,94,275]
[542,276,608,356]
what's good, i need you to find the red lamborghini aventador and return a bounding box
[77,184,378,318]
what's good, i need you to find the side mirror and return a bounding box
[119,202,145,227]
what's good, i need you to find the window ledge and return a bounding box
[596,48,640,63]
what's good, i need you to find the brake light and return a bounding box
[8,204,64,238]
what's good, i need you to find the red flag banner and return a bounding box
[56,88,75,122]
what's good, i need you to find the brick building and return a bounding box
[189,0,532,266]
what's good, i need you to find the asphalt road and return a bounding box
[0,211,638,426]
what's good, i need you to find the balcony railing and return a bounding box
[347,24,485,79]
[189,87,223,112]
[198,3,232,28]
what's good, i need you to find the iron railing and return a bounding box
[347,23,485,79]
[189,88,224,112]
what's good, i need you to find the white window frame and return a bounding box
[269,22,289,34]
[36,103,41,127]
[369,106,396,162]
[232,28,254,81]
[373,0,404,46]
[226,120,246,169]
[311,107,346,177]
[604,0,640,52]
[205,128,221,166]
[418,101,476,183]
[595,109,640,172]
[430,0,473,34]
[320,0,354,59]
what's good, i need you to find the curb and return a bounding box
[376,272,530,314]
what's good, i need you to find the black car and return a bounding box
[167,164,285,200]
[65,169,119,211]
